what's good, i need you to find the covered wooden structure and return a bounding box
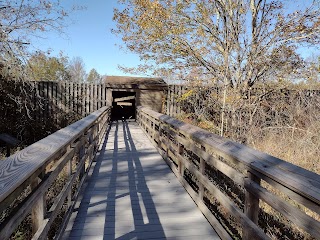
[103,76,167,120]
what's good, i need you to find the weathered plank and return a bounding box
[117,102,132,106]
[114,95,135,102]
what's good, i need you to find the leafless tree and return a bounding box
[68,56,87,82]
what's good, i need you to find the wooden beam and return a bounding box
[114,95,135,102]
[117,102,132,106]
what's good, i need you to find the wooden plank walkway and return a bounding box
[63,121,220,240]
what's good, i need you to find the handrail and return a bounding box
[0,106,111,239]
[136,106,320,240]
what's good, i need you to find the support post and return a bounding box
[31,172,46,234]
[79,143,85,180]
[152,122,156,140]
[199,146,205,200]
[178,144,184,176]
[67,148,73,206]
[243,171,261,240]
[166,88,170,115]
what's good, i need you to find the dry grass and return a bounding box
[252,124,320,175]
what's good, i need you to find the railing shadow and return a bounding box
[67,120,165,239]
[103,120,118,239]
[116,120,165,239]
[63,121,113,238]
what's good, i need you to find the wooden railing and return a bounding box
[0,106,111,240]
[137,106,320,240]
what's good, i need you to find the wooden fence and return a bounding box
[29,81,109,121]
[0,106,111,239]
[17,82,320,121]
[137,106,320,240]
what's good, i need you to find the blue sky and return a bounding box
[31,0,142,77]
[30,0,319,78]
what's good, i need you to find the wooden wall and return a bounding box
[28,81,169,123]
[30,81,108,120]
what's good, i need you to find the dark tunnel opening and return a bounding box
[111,91,136,121]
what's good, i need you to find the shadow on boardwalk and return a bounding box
[67,121,165,239]
[64,120,218,240]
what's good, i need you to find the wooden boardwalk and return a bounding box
[63,120,219,240]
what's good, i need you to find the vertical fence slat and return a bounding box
[82,83,86,115]
[32,82,38,121]
[97,84,101,109]
[167,86,171,116]
[69,82,73,114]
[86,84,90,116]
[178,85,182,115]
[38,82,42,120]
[57,82,62,124]
[47,82,50,119]
[90,83,94,113]
[75,83,78,114]
[82,83,85,116]
[77,82,80,115]
[94,84,98,112]
[102,84,106,107]
[53,82,57,122]
[86,83,89,114]
[174,85,178,117]
[73,82,77,115]
[169,86,172,116]
[66,82,70,114]
[43,82,46,119]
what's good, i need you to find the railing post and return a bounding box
[158,123,167,160]
[145,116,148,132]
[98,118,105,149]
[31,172,46,234]
[199,146,205,200]
[92,125,97,154]
[152,121,156,140]
[67,146,73,206]
[178,144,185,176]
[164,126,169,161]
[79,141,85,180]
[243,171,261,239]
